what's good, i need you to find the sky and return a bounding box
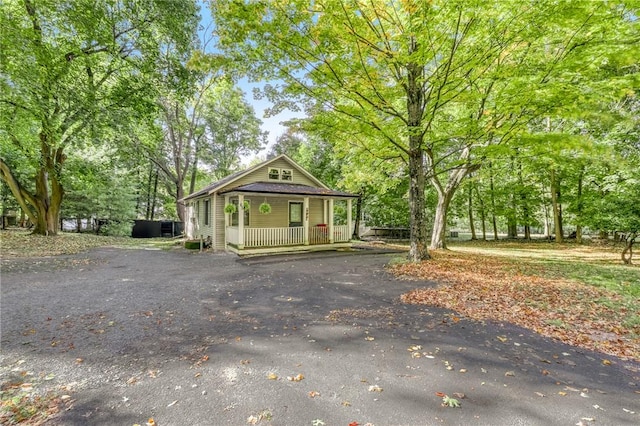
[198,2,302,163]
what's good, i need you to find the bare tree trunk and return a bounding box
[489,162,498,240]
[468,185,476,240]
[576,165,584,244]
[406,36,430,262]
[429,150,476,250]
[550,168,564,243]
[430,191,454,249]
[352,192,363,240]
[474,186,486,241]
[621,233,636,264]
[145,165,154,220]
[150,171,159,221]
[517,156,530,240]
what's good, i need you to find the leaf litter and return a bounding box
[393,251,639,360]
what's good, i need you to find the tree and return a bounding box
[0,0,198,235]
[210,0,635,260]
[200,79,267,180]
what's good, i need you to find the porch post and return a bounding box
[224,195,229,249]
[323,200,328,224]
[238,194,245,249]
[303,197,309,246]
[212,194,217,250]
[328,199,334,244]
[347,198,352,241]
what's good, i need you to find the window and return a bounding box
[231,199,250,226]
[289,201,303,227]
[281,169,293,181]
[204,200,210,225]
[268,167,280,180]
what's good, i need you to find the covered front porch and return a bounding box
[222,186,356,255]
[226,224,352,254]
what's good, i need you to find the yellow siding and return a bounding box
[235,196,327,228]
[214,194,225,249]
[229,158,321,188]
[308,198,326,225]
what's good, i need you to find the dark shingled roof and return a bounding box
[220,182,358,198]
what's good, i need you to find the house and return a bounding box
[182,154,358,255]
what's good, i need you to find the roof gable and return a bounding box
[182,154,330,201]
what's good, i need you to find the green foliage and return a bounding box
[259,202,271,214]
[211,0,638,254]
[0,0,199,233]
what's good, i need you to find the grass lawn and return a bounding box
[390,239,639,361]
[0,228,182,258]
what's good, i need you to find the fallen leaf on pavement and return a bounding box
[442,396,460,408]
[368,385,383,392]
[287,374,304,382]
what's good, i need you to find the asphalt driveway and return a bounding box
[1,247,638,425]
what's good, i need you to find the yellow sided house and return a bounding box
[182,155,358,255]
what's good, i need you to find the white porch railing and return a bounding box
[245,226,304,247]
[227,225,350,248]
[333,225,350,243]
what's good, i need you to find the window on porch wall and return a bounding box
[231,199,250,226]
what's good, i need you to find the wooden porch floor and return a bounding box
[226,242,353,256]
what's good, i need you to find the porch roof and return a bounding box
[220,182,358,198]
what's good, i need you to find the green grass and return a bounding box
[516,259,640,298]
[448,240,640,336]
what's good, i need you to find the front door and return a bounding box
[289,202,303,227]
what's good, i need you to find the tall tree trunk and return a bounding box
[430,190,455,249]
[550,168,564,243]
[489,162,498,240]
[507,156,518,239]
[352,191,363,239]
[576,165,584,244]
[189,148,199,195]
[145,165,154,220]
[468,185,476,240]
[406,36,429,261]
[474,186,486,241]
[517,156,531,240]
[408,149,429,260]
[176,185,185,223]
[150,171,159,221]
[429,149,476,250]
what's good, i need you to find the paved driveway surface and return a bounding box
[1,247,638,425]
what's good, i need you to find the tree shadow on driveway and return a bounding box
[1,248,638,425]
